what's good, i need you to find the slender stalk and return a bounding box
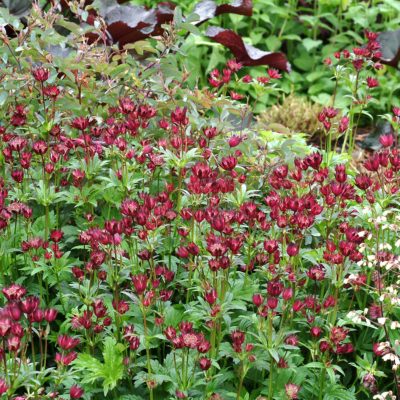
[268,360,274,400]
[2,339,7,383]
[236,360,244,400]
[142,306,154,400]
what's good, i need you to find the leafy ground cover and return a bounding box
[0,1,400,400]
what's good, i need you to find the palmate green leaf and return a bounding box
[73,337,125,396]
[74,353,104,383]
[102,337,125,395]
[323,384,356,400]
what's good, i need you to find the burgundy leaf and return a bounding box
[60,0,128,11]
[206,27,290,71]
[216,0,252,17]
[90,0,175,47]
[102,5,156,42]
[193,0,252,24]
[150,2,176,37]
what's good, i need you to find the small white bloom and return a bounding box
[390,321,400,329]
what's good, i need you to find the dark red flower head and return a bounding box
[32,67,50,82]
[70,385,84,399]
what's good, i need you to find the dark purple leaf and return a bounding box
[206,27,290,71]
[358,120,393,150]
[91,0,175,47]
[377,29,400,68]
[193,0,252,24]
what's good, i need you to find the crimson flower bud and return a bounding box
[197,340,211,353]
[204,288,217,305]
[32,67,49,82]
[57,335,80,350]
[252,293,263,307]
[310,326,322,338]
[264,240,278,253]
[7,303,21,321]
[131,274,148,295]
[164,326,176,340]
[231,330,245,353]
[199,357,211,371]
[0,378,8,395]
[176,390,187,399]
[7,335,21,352]
[220,156,237,171]
[282,287,293,301]
[285,335,299,346]
[319,340,330,352]
[129,336,140,350]
[20,296,40,314]
[228,135,241,147]
[70,385,84,399]
[31,308,44,323]
[267,297,278,309]
[245,343,254,352]
[379,134,394,148]
[338,116,349,133]
[11,322,24,338]
[286,243,299,257]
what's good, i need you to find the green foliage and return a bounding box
[73,337,126,395]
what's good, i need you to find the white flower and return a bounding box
[373,391,396,400]
[347,311,362,324]
[390,321,400,329]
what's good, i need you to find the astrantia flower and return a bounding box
[257,76,270,84]
[338,116,349,133]
[43,85,60,98]
[0,379,8,395]
[252,293,263,307]
[310,326,322,338]
[171,107,188,126]
[285,383,300,399]
[2,284,26,301]
[220,156,237,171]
[379,134,394,148]
[32,67,49,82]
[55,351,78,366]
[242,74,252,83]
[226,59,242,72]
[0,317,11,337]
[228,135,242,147]
[307,265,325,281]
[330,326,348,345]
[70,385,84,399]
[231,330,245,352]
[204,288,217,305]
[44,308,58,322]
[230,91,244,100]
[199,357,211,370]
[182,333,199,349]
[20,296,40,314]
[267,68,281,79]
[57,335,80,350]
[71,117,89,131]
